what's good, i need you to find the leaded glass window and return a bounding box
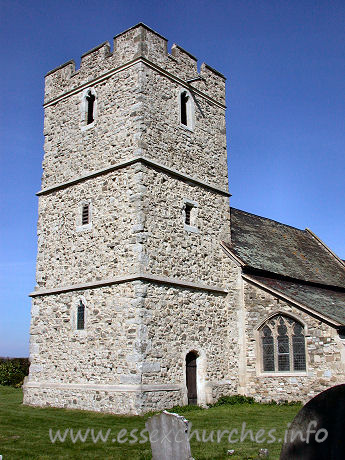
[277,318,290,371]
[262,326,274,371]
[293,323,306,371]
[260,315,306,372]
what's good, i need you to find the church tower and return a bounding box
[24,24,238,414]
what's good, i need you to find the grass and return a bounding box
[0,386,301,459]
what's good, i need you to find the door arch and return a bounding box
[186,351,198,405]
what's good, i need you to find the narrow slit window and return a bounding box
[86,91,95,125]
[180,91,189,126]
[185,203,193,225]
[77,301,85,330]
[82,204,90,225]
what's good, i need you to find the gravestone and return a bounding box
[280,384,345,459]
[145,411,193,460]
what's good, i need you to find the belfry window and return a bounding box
[185,203,193,225]
[82,204,90,226]
[86,91,95,125]
[77,301,85,330]
[76,202,92,232]
[181,91,189,126]
[183,199,198,233]
[81,88,97,130]
[260,315,306,372]
[179,89,194,130]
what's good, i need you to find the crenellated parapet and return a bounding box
[26,23,233,416]
[44,23,226,105]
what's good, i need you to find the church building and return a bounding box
[23,24,345,414]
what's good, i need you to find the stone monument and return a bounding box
[146,411,193,460]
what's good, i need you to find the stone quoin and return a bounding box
[23,23,345,415]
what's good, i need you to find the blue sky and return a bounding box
[0,0,344,357]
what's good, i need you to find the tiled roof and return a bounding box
[228,208,345,288]
[225,208,345,325]
[245,274,345,326]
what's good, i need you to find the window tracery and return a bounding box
[260,315,306,372]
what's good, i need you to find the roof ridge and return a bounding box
[306,228,345,271]
[230,207,306,233]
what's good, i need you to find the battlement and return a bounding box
[44,23,226,105]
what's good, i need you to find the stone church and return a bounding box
[23,24,345,414]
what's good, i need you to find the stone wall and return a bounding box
[27,283,143,386]
[141,283,238,404]
[23,386,143,415]
[140,65,228,189]
[44,24,225,105]
[36,167,144,288]
[141,165,231,284]
[41,24,227,191]
[25,279,186,414]
[25,23,237,414]
[241,279,345,402]
[42,64,143,188]
[24,384,185,415]
[25,277,240,413]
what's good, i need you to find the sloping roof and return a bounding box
[228,208,345,288]
[224,208,345,326]
[244,274,345,326]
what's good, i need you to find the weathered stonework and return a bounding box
[24,24,236,414]
[24,23,344,414]
[239,279,345,403]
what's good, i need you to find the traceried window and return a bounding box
[260,315,306,372]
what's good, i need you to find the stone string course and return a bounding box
[24,280,238,413]
[24,23,345,414]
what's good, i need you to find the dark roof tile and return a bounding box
[229,208,345,288]
[246,275,345,326]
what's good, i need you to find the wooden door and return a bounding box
[186,351,197,405]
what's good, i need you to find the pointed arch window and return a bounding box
[180,91,189,126]
[179,89,194,130]
[259,315,306,372]
[77,301,85,330]
[81,87,97,130]
[86,91,95,125]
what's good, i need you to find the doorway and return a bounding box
[186,351,198,405]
